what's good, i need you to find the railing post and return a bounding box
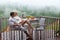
[59,19,60,36]
[0,19,1,40]
[0,32,1,40]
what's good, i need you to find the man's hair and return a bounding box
[10,12,14,16]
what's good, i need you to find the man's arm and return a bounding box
[9,18,20,26]
[9,21,19,26]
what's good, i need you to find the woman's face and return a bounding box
[14,12,18,17]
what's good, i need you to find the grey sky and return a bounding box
[0,0,60,17]
[0,0,60,9]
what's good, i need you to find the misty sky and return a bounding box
[0,0,60,17]
[0,0,60,9]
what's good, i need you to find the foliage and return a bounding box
[0,5,60,17]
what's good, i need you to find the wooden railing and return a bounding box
[0,16,60,40]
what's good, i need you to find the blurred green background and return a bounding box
[0,5,60,18]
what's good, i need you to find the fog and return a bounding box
[0,0,60,17]
[0,0,60,9]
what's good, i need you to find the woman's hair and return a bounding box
[10,12,14,16]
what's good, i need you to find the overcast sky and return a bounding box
[0,0,60,9]
[0,0,60,17]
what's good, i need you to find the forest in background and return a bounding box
[0,5,60,18]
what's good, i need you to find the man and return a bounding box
[8,12,32,38]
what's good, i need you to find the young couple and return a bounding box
[8,12,33,38]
